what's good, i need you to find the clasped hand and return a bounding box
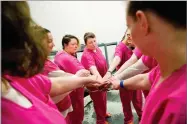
[76,69,120,92]
[84,76,121,92]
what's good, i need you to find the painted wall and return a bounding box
[28,1,128,63]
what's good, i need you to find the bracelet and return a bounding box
[120,80,124,88]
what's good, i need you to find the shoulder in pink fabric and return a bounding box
[42,59,60,76]
[54,50,84,74]
[2,75,66,124]
[4,74,57,109]
[141,64,186,124]
[114,42,133,69]
[141,55,158,70]
[134,48,143,59]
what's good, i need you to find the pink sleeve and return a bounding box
[81,52,95,70]
[134,48,143,59]
[151,98,186,124]
[148,66,159,85]
[142,55,158,70]
[42,61,60,76]
[35,74,52,95]
[114,43,123,59]
[142,55,152,69]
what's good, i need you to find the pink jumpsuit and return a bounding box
[54,51,85,124]
[81,47,108,124]
[115,42,143,124]
[140,64,186,124]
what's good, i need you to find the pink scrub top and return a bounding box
[81,47,107,77]
[2,74,66,124]
[141,55,158,72]
[54,50,85,74]
[141,64,186,124]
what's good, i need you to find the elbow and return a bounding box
[50,83,66,97]
[140,74,151,90]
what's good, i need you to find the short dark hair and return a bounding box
[62,34,79,49]
[84,32,96,44]
[127,1,186,29]
[2,1,48,77]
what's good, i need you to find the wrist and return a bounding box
[81,77,89,87]
[86,76,96,84]
[107,70,112,75]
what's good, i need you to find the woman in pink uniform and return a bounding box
[54,35,88,124]
[103,30,142,124]
[81,32,111,124]
[115,47,150,98]
[2,2,101,124]
[41,28,74,123]
[107,1,186,124]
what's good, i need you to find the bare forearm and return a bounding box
[50,76,91,97]
[121,74,151,90]
[115,60,133,75]
[51,91,71,103]
[48,70,73,77]
[115,54,138,75]
[108,56,121,72]
[116,61,149,80]
[90,66,102,80]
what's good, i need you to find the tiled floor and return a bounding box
[83,90,143,124]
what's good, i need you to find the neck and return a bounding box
[86,47,96,51]
[122,40,127,45]
[154,30,186,77]
[64,49,73,55]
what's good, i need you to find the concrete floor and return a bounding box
[83,90,143,124]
